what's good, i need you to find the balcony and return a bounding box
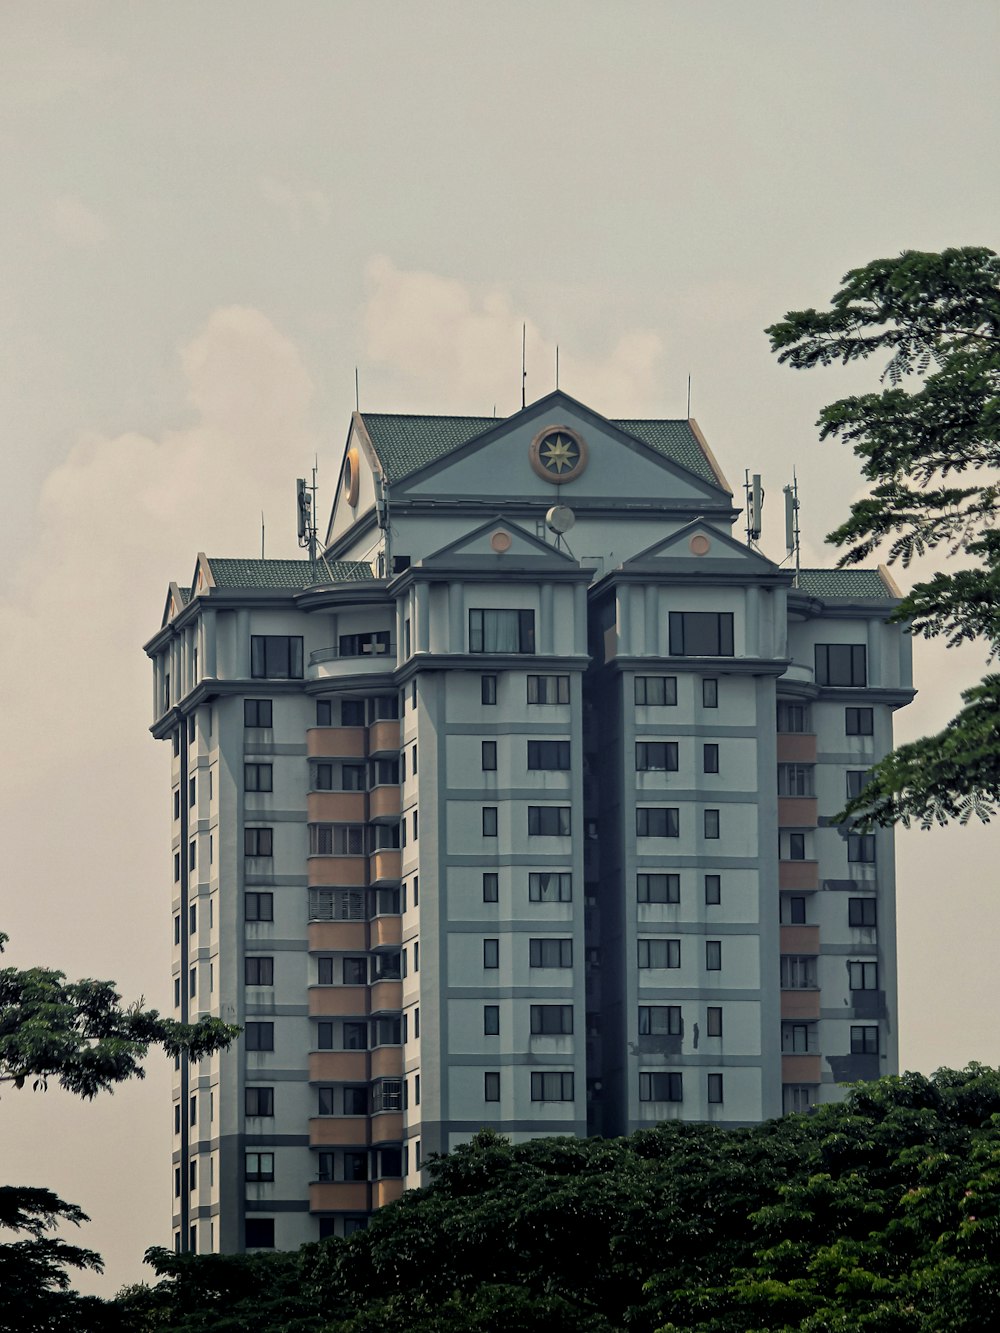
[309,1181,370,1213]
[309,1051,368,1082]
[308,791,367,823]
[369,785,401,821]
[780,924,820,954]
[307,727,367,759]
[370,915,402,949]
[308,985,369,1017]
[369,980,402,1013]
[369,720,400,756]
[309,644,396,683]
[373,1179,404,1208]
[782,1054,822,1084]
[369,850,401,885]
[370,1112,404,1144]
[308,921,367,953]
[309,1116,369,1147]
[779,860,819,890]
[776,733,817,764]
[780,990,821,1020]
[370,1045,403,1079]
[308,856,368,887]
[777,796,818,828]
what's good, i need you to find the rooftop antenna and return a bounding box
[261,511,265,559]
[783,471,801,582]
[687,374,692,418]
[744,470,763,547]
[556,344,560,390]
[355,367,360,412]
[297,459,318,561]
[373,471,391,577]
[521,323,526,409]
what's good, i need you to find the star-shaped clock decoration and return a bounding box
[529,425,588,484]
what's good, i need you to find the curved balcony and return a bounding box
[309,1181,370,1213]
[369,720,400,756]
[309,1051,369,1082]
[308,855,367,887]
[307,727,367,759]
[369,850,401,886]
[309,1116,369,1147]
[309,985,369,1017]
[309,644,396,683]
[370,916,402,949]
[369,786,401,821]
[308,921,368,953]
[779,663,815,686]
[370,1045,403,1079]
[308,791,367,823]
[369,1112,404,1144]
[369,980,402,1014]
[372,1179,404,1208]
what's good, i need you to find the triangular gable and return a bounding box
[190,553,215,597]
[625,519,786,577]
[161,581,190,627]
[419,514,577,567]
[324,413,386,550]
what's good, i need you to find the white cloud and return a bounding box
[46,194,107,248]
[258,175,332,231]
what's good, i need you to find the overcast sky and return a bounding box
[1,0,997,1296]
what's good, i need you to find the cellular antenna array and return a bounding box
[744,470,763,547]
[296,460,319,561]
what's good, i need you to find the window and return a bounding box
[849,897,877,927]
[846,769,870,799]
[244,828,273,858]
[639,1072,682,1102]
[246,1152,274,1183]
[703,743,719,774]
[245,1023,273,1051]
[481,674,497,705]
[846,707,874,736]
[635,675,677,706]
[371,1017,401,1047]
[702,678,719,708]
[469,609,535,654]
[848,834,876,864]
[778,764,814,796]
[781,895,807,924]
[527,740,571,770]
[315,700,333,727]
[484,1072,501,1102]
[848,961,879,991]
[527,674,570,704]
[707,1006,723,1037]
[343,957,367,985]
[638,1005,681,1036]
[704,874,721,906]
[530,1071,574,1101]
[635,742,678,771]
[344,1151,368,1182]
[245,1087,274,1116]
[173,789,180,821]
[244,763,272,792]
[638,938,680,969]
[636,808,679,837]
[375,758,398,785]
[851,1025,879,1054]
[483,872,499,903]
[189,966,197,998]
[371,694,399,721]
[412,744,417,773]
[310,825,365,855]
[482,806,498,837]
[173,914,181,945]
[483,938,499,969]
[784,1085,816,1114]
[707,1073,724,1104]
[529,938,573,968]
[706,941,722,971]
[371,1079,400,1112]
[245,1219,275,1249]
[816,644,867,687]
[483,1004,500,1035]
[780,956,817,989]
[637,874,679,904]
[245,957,273,986]
[782,1021,814,1053]
[250,635,303,679]
[787,833,806,861]
[339,630,391,657]
[189,777,196,808]
[528,806,571,836]
[189,841,197,871]
[481,741,497,771]
[529,872,572,902]
[412,810,418,842]
[244,698,273,728]
[173,977,180,1008]
[309,889,364,922]
[341,699,366,726]
[669,612,734,656]
[777,700,808,732]
[530,1005,574,1034]
[704,810,720,839]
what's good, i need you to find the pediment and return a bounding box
[420,514,577,568]
[625,520,785,576]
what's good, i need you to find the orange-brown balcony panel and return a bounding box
[369,786,401,821]
[780,925,820,954]
[369,980,402,1014]
[370,1045,403,1079]
[309,1051,369,1083]
[308,856,368,887]
[782,1054,822,1084]
[309,1117,369,1148]
[309,1181,370,1214]
[777,733,817,764]
[307,727,367,760]
[779,860,819,890]
[369,1112,404,1144]
[370,915,402,949]
[780,990,821,1020]
[307,921,368,953]
[369,850,401,885]
[308,791,367,823]
[778,796,818,828]
[372,1179,404,1209]
[368,720,400,756]
[309,985,369,1017]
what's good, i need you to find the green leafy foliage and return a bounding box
[107,1068,1000,1333]
[766,247,1000,827]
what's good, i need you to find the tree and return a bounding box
[0,931,239,1331]
[766,246,1000,827]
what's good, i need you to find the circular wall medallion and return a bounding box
[689,533,711,556]
[529,425,588,484]
[342,447,360,507]
[490,530,512,553]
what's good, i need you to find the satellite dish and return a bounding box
[546,505,575,535]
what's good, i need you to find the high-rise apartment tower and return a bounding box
[145,392,913,1254]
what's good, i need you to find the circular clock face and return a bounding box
[529,425,588,484]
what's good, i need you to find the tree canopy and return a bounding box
[766,246,1000,827]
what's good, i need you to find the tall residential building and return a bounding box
[145,391,913,1255]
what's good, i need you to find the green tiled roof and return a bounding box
[177,587,192,605]
[206,557,374,590]
[359,412,722,487]
[797,568,895,599]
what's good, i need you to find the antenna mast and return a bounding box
[374,471,391,577]
[296,461,319,562]
[521,323,526,408]
[744,470,763,547]
[555,344,559,390]
[783,472,801,583]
